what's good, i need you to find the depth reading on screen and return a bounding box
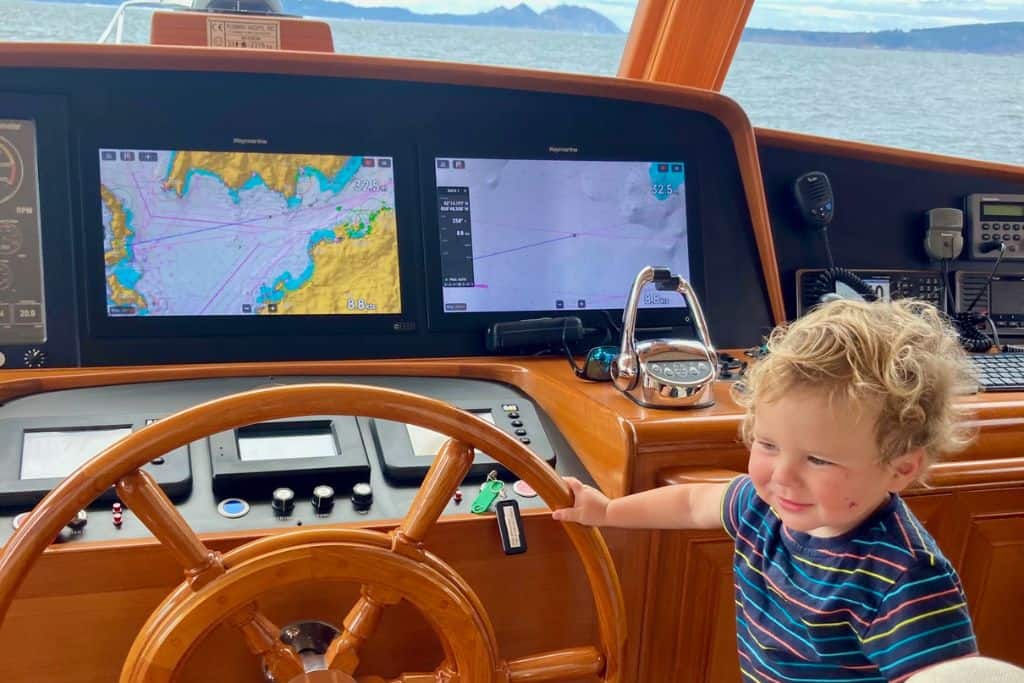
[406,411,494,457]
[236,421,338,462]
[99,149,401,317]
[436,158,689,314]
[21,426,132,480]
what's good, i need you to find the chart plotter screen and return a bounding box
[100,149,400,317]
[435,157,690,314]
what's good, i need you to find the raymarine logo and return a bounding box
[548,146,579,154]
[232,137,269,145]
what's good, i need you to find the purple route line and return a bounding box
[473,234,576,261]
[200,245,260,315]
[128,177,350,245]
[134,215,271,245]
[130,171,154,219]
[482,223,659,243]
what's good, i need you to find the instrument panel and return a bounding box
[0,375,587,545]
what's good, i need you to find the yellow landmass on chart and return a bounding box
[101,185,149,311]
[259,208,400,314]
[163,151,351,200]
[101,184,130,267]
[106,273,148,311]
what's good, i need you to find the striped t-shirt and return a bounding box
[721,475,977,682]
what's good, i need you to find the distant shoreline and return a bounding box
[744,22,1024,56]
[28,0,1024,50]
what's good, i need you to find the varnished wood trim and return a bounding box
[0,44,786,325]
[658,457,1024,493]
[2,358,1022,500]
[618,0,755,91]
[756,127,1024,180]
[655,467,739,486]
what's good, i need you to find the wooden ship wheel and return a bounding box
[0,384,626,682]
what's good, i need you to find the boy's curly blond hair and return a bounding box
[733,299,976,466]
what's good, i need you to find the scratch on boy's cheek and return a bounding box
[848,500,858,509]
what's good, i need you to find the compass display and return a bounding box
[0,136,23,205]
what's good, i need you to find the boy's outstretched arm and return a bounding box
[551,477,729,530]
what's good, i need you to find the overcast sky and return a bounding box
[337,0,1024,32]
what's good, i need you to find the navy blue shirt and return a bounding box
[721,475,977,682]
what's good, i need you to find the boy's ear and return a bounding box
[887,449,925,492]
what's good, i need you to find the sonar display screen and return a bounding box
[435,157,689,314]
[100,149,400,317]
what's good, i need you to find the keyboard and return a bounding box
[969,353,1024,392]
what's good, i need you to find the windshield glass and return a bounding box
[0,0,631,75]
[726,1,1024,165]
[3,0,1022,166]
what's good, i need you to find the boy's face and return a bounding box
[747,389,922,538]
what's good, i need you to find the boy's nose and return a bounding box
[771,458,800,488]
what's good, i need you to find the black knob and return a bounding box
[271,487,295,516]
[23,348,46,368]
[67,509,88,532]
[311,485,335,515]
[351,482,373,513]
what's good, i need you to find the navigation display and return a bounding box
[99,149,400,317]
[435,158,689,314]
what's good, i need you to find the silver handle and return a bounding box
[614,267,714,391]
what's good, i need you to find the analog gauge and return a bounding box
[0,223,23,255]
[0,263,12,291]
[0,136,24,205]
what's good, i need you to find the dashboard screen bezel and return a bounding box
[78,132,421,339]
[418,142,706,334]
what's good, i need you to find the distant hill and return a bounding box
[286,0,622,33]
[744,22,1024,55]
[51,0,622,34]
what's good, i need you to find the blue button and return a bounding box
[217,498,250,519]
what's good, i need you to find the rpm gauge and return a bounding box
[0,136,24,205]
[0,263,12,291]
[0,223,23,255]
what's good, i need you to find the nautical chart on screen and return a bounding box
[436,157,688,314]
[101,149,400,317]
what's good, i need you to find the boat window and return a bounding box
[722,1,1024,166]
[1,0,633,77]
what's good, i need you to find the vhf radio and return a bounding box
[955,272,1024,337]
[795,269,942,317]
[966,193,1024,260]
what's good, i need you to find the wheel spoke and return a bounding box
[118,469,305,680]
[327,438,472,676]
[356,673,451,683]
[394,438,475,550]
[116,469,223,589]
[225,606,305,682]
[504,646,604,681]
[324,585,401,673]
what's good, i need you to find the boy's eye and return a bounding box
[807,455,833,466]
[754,439,777,451]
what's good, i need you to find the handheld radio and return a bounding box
[612,266,716,409]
